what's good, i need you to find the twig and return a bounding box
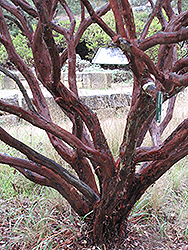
[0,65,37,113]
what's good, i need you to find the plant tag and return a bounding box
[156,91,162,123]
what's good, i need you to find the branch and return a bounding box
[108,0,128,39]
[137,118,188,186]
[130,43,165,85]
[16,167,91,216]
[16,167,49,185]
[0,6,78,178]
[157,9,188,73]
[128,44,187,92]
[59,2,111,66]
[71,153,100,196]
[32,23,54,91]
[0,100,109,167]
[0,9,51,117]
[0,153,91,215]
[10,0,38,18]
[0,65,37,113]
[47,126,99,195]
[135,146,167,163]
[66,38,78,96]
[51,21,68,38]
[139,94,176,149]
[148,0,154,8]
[80,0,85,22]
[80,0,116,39]
[59,0,76,35]
[75,2,112,44]
[159,95,176,134]
[172,56,188,73]
[162,0,175,20]
[139,28,188,51]
[0,89,111,195]
[0,0,33,41]
[165,72,188,92]
[56,83,116,179]
[156,8,167,30]
[2,11,87,184]
[120,0,136,40]
[0,127,100,204]
[1,0,99,198]
[118,91,155,182]
[140,0,164,40]
[177,0,182,14]
[34,0,61,90]
[149,119,162,146]
[4,14,25,34]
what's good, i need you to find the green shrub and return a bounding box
[0,31,33,67]
[82,11,116,60]
[1,7,187,68]
[12,31,33,66]
[182,0,188,11]
[134,12,161,63]
[0,45,8,64]
[54,11,116,61]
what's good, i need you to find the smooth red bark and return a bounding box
[0,0,188,245]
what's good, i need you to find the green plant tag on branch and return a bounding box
[156,91,163,123]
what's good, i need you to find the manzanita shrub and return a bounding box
[0,0,188,245]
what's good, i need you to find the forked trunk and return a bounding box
[0,0,188,248]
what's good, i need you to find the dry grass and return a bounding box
[162,89,188,137]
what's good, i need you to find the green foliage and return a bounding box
[0,73,4,85]
[134,10,188,63]
[0,31,33,67]
[0,9,161,66]
[134,10,151,26]
[0,45,7,64]
[177,42,188,60]
[170,0,188,12]
[0,7,36,67]
[75,55,93,72]
[134,12,161,63]
[53,11,115,61]
[82,11,116,60]
[54,11,116,61]
[53,20,75,52]
[1,7,187,68]
[12,32,33,66]
[182,0,188,11]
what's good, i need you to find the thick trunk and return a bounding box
[92,183,142,245]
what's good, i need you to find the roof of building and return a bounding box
[92,47,129,65]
